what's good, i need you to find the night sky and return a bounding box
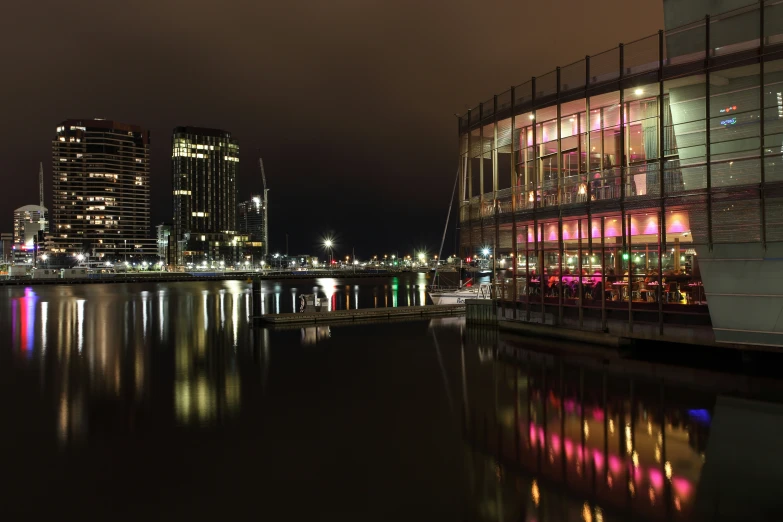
[1,0,662,259]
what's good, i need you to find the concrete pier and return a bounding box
[253,304,464,327]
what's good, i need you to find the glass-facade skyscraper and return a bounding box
[172,126,240,265]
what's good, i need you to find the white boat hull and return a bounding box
[430,291,477,305]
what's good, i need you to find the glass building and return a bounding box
[457,1,783,347]
[237,196,265,240]
[51,119,154,261]
[171,126,240,265]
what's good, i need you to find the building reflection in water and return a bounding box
[300,326,331,345]
[174,282,248,426]
[4,282,266,444]
[459,328,783,522]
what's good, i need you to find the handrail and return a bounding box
[458,0,773,120]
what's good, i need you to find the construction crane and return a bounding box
[258,157,269,258]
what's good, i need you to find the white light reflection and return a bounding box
[76,299,85,353]
[354,285,359,310]
[232,292,239,348]
[41,301,48,354]
[202,291,209,330]
[317,278,336,311]
[274,292,280,314]
[291,289,297,313]
[219,289,226,329]
[417,273,428,306]
[141,291,149,338]
[158,291,165,340]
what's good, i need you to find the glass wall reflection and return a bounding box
[459,328,783,521]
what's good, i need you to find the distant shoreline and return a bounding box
[0,270,409,287]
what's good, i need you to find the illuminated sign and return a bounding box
[720,117,736,126]
[719,105,737,113]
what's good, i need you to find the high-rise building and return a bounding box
[172,127,238,234]
[51,119,154,261]
[237,195,267,267]
[0,232,13,264]
[13,205,47,247]
[156,223,172,265]
[237,195,265,240]
[172,126,241,265]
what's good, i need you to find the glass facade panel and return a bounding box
[589,48,620,85]
[456,2,783,341]
[710,4,759,57]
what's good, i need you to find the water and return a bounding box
[2,276,782,520]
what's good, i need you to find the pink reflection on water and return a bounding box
[649,469,664,490]
[565,439,574,460]
[609,456,622,474]
[673,477,692,497]
[593,449,604,470]
[592,408,605,421]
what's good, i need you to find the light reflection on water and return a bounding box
[2,275,433,435]
[2,274,780,520]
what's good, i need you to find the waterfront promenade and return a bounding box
[0,269,404,287]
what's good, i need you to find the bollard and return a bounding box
[252,278,262,316]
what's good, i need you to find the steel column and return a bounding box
[705,15,713,251]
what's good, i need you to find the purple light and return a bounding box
[687,409,711,424]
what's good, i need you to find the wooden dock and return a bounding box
[253,304,465,326]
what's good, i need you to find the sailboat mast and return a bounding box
[433,167,460,286]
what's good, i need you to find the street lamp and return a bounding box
[324,239,333,266]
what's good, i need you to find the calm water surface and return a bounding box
[2,276,782,520]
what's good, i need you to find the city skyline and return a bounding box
[0,0,664,256]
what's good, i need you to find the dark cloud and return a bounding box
[0,0,662,257]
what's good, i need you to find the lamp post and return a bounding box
[324,239,333,267]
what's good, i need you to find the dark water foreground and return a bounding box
[1,278,781,520]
